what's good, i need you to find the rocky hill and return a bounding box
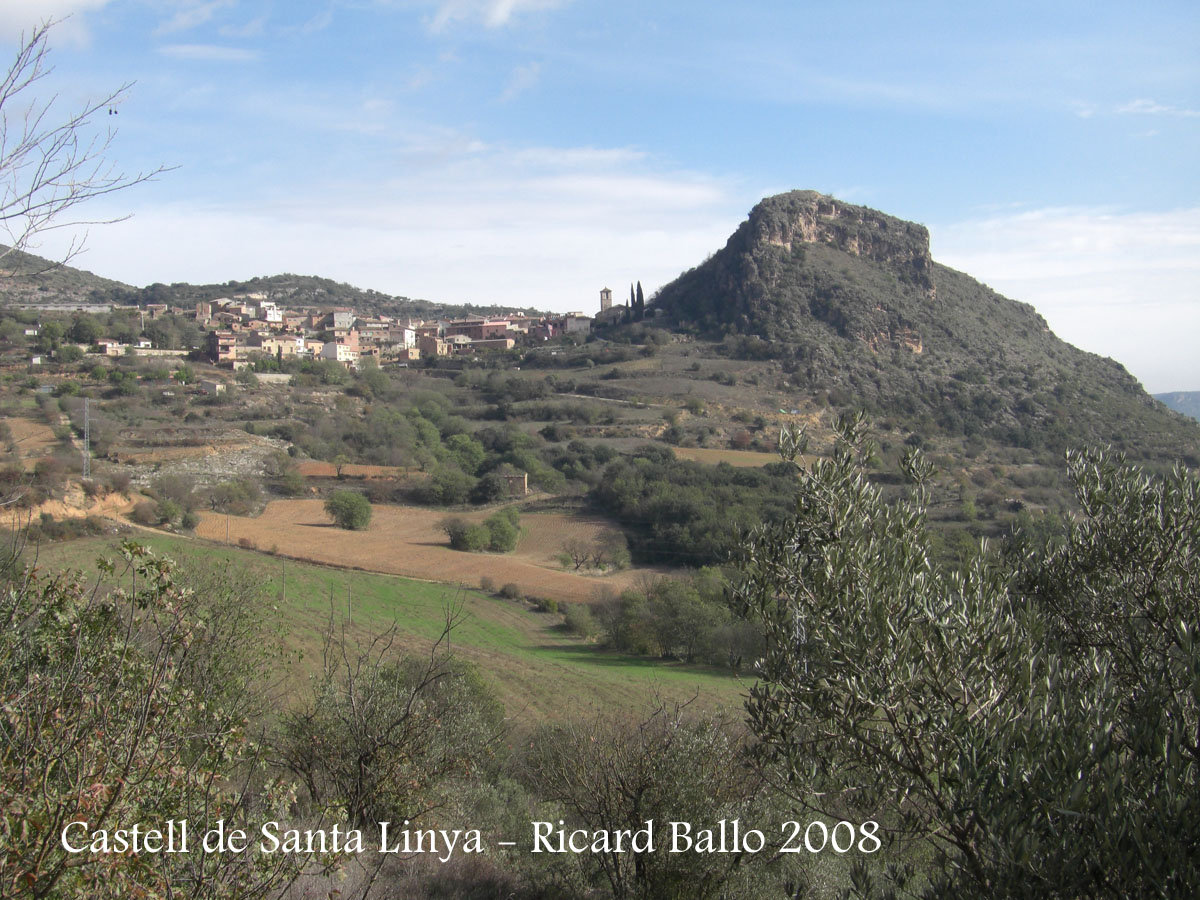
[0,246,131,305]
[651,190,1199,464]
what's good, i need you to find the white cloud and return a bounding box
[933,207,1200,392]
[1117,98,1200,118]
[157,43,260,62]
[429,0,568,32]
[37,141,741,318]
[219,14,268,38]
[153,1,238,37]
[499,61,541,103]
[0,0,111,45]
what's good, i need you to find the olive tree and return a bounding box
[737,414,1200,897]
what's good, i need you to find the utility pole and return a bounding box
[82,398,90,479]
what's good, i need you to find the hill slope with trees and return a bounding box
[651,190,1199,465]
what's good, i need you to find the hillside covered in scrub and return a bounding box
[651,190,1199,464]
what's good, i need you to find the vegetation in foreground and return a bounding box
[4,418,1197,898]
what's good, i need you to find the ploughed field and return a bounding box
[194,499,653,604]
[6,416,59,469]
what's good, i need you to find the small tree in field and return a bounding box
[324,490,371,530]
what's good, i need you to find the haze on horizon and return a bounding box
[1,0,1196,392]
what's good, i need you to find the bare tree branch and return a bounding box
[0,18,171,276]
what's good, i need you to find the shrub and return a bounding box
[564,603,597,638]
[499,582,522,600]
[156,498,182,526]
[740,415,1200,896]
[205,477,262,516]
[470,471,507,504]
[441,517,490,551]
[131,500,159,526]
[277,468,307,497]
[479,575,496,593]
[323,490,372,530]
[531,596,558,614]
[484,509,520,552]
[442,509,521,553]
[80,478,107,498]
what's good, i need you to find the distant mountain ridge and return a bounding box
[0,247,534,320]
[652,190,1199,463]
[1155,392,1200,423]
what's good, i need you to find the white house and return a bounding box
[321,341,360,366]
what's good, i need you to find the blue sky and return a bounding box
[2,0,1197,390]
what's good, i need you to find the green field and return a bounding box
[34,534,747,725]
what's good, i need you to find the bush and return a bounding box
[131,500,159,526]
[470,471,507,504]
[499,582,522,600]
[323,490,372,530]
[441,517,490,552]
[740,416,1200,896]
[156,498,182,526]
[0,543,306,896]
[530,596,558,614]
[276,468,307,497]
[80,479,107,498]
[442,509,520,553]
[479,575,496,593]
[564,603,598,638]
[483,508,520,552]
[205,477,262,516]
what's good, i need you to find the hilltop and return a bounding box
[651,190,1198,463]
[0,247,534,320]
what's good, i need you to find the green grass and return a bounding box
[34,534,747,724]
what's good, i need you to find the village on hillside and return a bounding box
[8,278,655,372]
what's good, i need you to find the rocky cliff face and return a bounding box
[750,190,935,299]
[652,190,940,342]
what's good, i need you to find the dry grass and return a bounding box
[195,500,655,603]
[295,461,411,479]
[673,446,780,467]
[6,417,58,469]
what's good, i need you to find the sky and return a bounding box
[1,1,1197,391]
